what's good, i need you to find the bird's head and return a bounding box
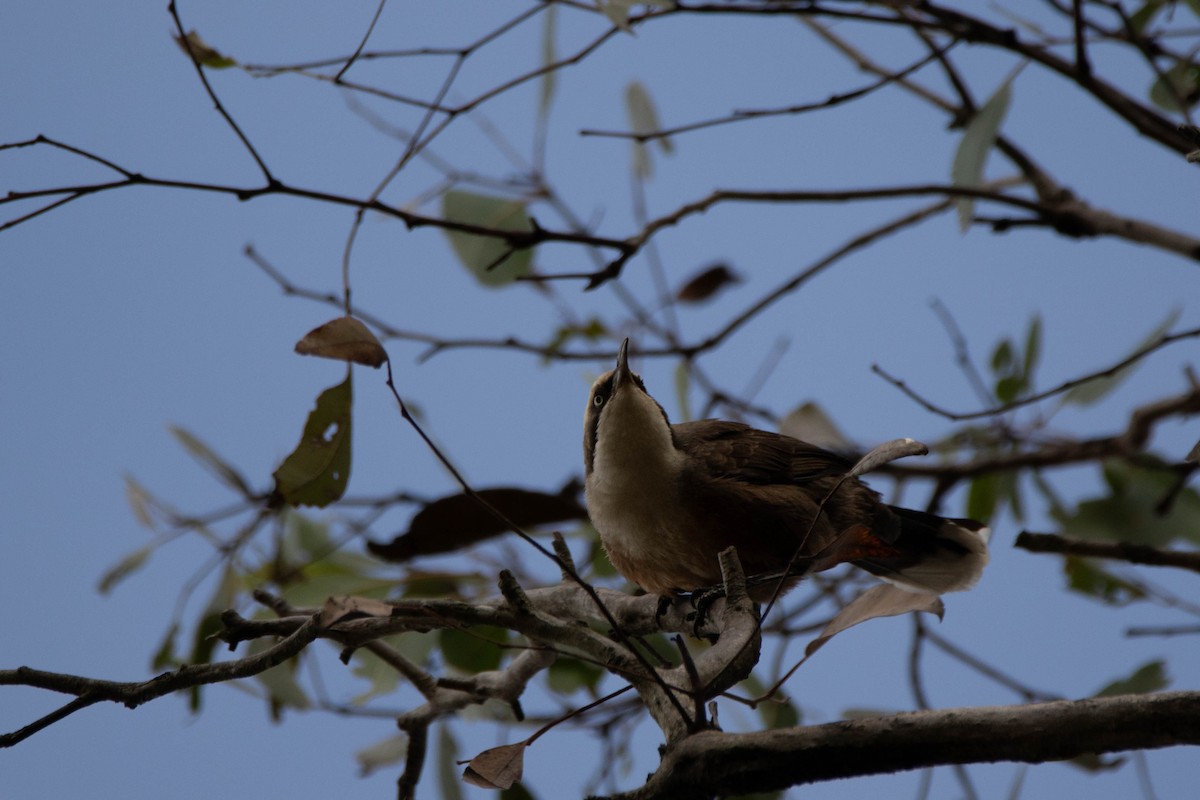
[583,338,675,476]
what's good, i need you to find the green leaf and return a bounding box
[174,31,237,69]
[1063,557,1146,606]
[994,375,1023,404]
[97,545,153,595]
[437,724,465,800]
[1094,660,1169,697]
[169,425,254,496]
[538,4,557,118]
[547,658,604,696]
[272,376,352,508]
[625,80,670,179]
[1130,0,1167,33]
[1055,458,1200,546]
[966,473,1000,523]
[188,566,241,711]
[248,635,310,719]
[1063,309,1180,406]
[441,191,534,288]
[439,625,508,673]
[990,338,1015,374]
[1022,314,1042,388]
[150,622,180,671]
[952,71,1016,231]
[1149,60,1200,112]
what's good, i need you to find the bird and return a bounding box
[583,339,989,600]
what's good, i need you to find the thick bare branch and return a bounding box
[619,691,1200,800]
[1016,532,1200,574]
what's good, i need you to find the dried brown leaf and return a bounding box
[676,263,742,304]
[460,742,527,789]
[295,316,387,368]
[319,595,396,628]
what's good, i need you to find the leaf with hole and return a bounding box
[441,191,534,287]
[272,376,352,508]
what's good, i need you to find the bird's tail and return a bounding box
[851,506,990,594]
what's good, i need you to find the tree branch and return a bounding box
[618,691,1200,800]
[1016,532,1200,575]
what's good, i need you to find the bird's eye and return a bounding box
[593,394,604,407]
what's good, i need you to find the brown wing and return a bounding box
[671,419,854,485]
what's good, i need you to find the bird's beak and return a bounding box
[613,338,633,391]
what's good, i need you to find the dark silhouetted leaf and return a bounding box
[441,191,534,287]
[461,742,527,789]
[367,480,586,562]
[1064,309,1180,406]
[440,625,509,673]
[294,316,386,368]
[675,263,742,304]
[500,782,537,800]
[779,402,850,451]
[1022,314,1042,387]
[804,584,944,659]
[272,377,352,508]
[173,30,236,69]
[1095,659,1169,697]
[169,425,254,496]
[953,71,1016,231]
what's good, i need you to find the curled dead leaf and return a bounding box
[319,595,396,628]
[295,316,387,368]
[676,263,742,304]
[459,741,527,789]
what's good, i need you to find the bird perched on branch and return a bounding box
[583,339,989,600]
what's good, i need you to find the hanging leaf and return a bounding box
[441,191,535,288]
[173,30,237,69]
[625,80,671,180]
[460,742,528,790]
[547,658,604,697]
[294,316,387,368]
[1063,309,1180,406]
[247,634,311,719]
[272,377,353,508]
[187,565,241,711]
[952,70,1017,231]
[169,425,254,496]
[803,583,944,659]
[847,439,927,478]
[675,263,742,304]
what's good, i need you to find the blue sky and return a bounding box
[3,2,1199,798]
